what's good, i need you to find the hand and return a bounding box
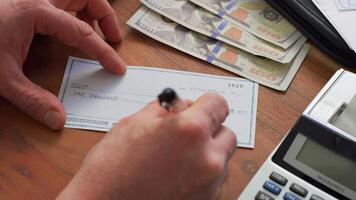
[0,0,126,130]
[56,94,237,200]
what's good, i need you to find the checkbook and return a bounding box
[58,57,258,148]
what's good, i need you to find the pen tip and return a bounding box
[158,88,177,105]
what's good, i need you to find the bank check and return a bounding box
[58,57,258,148]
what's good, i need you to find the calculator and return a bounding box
[238,115,356,200]
[239,69,356,200]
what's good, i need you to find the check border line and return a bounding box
[59,57,257,147]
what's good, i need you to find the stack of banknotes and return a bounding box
[127,0,310,91]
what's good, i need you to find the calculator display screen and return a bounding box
[283,133,356,199]
[273,117,356,200]
[296,136,356,191]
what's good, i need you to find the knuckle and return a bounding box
[211,94,229,112]
[177,119,209,138]
[225,127,237,145]
[205,154,225,176]
[35,0,49,7]
[76,19,94,38]
[16,89,44,118]
[70,19,95,48]
[206,93,228,110]
[15,0,50,12]
[107,8,116,17]
[7,0,51,27]
[199,94,229,121]
[60,12,95,48]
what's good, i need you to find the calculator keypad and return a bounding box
[310,194,325,200]
[283,192,301,200]
[255,191,275,200]
[270,172,288,186]
[254,171,326,200]
[263,181,282,195]
[290,183,308,197]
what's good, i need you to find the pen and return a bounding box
[158,88,187,112]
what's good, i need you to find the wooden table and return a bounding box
[0,1,354,199]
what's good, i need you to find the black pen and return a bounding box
[158,88,187,112]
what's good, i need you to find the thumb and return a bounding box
[3,73,66,130]
[133,99,193,119]
[133,100,168,119]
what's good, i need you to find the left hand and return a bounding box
[48,0,122,43]
[0,0,126,130]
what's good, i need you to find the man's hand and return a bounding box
[0,0,126,130]
[57,94,237,200]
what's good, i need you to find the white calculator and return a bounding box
[239,69,356,200]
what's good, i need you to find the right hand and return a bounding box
[56,93,237,200]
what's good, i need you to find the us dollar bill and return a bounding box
[127,7,310,91]
[140,0,306,63]
[189,0,302,49]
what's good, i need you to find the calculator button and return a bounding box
[290,183,308,197]
[255,191,275,200]
[310,194,325,200]
[284,192,301,200]
[269,172,288,186]
[263,181,282,195]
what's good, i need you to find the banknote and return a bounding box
[140,0,306,63]
[189,0,302,49]
[127,7,310,91]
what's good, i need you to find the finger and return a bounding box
[132,98,194,120]
[85,0,121,43]
[183,99,194,107]
[50,0,121,43]
[180,93,229,136]
[213,126,237,161]
[3,72,66,130]
[133,100,169,119]
[33,5,126,74]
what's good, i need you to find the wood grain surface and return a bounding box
[0,1,354,199]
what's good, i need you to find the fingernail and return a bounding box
[43,111,63,130]
[117,58,127,74]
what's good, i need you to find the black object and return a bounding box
[272,116,356,200]
[255,191,275,200]
[269,172,288,186]
[266,0,356,67]
[289,183,308,197]
[158,88,177,109]
[310,194,325,200]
